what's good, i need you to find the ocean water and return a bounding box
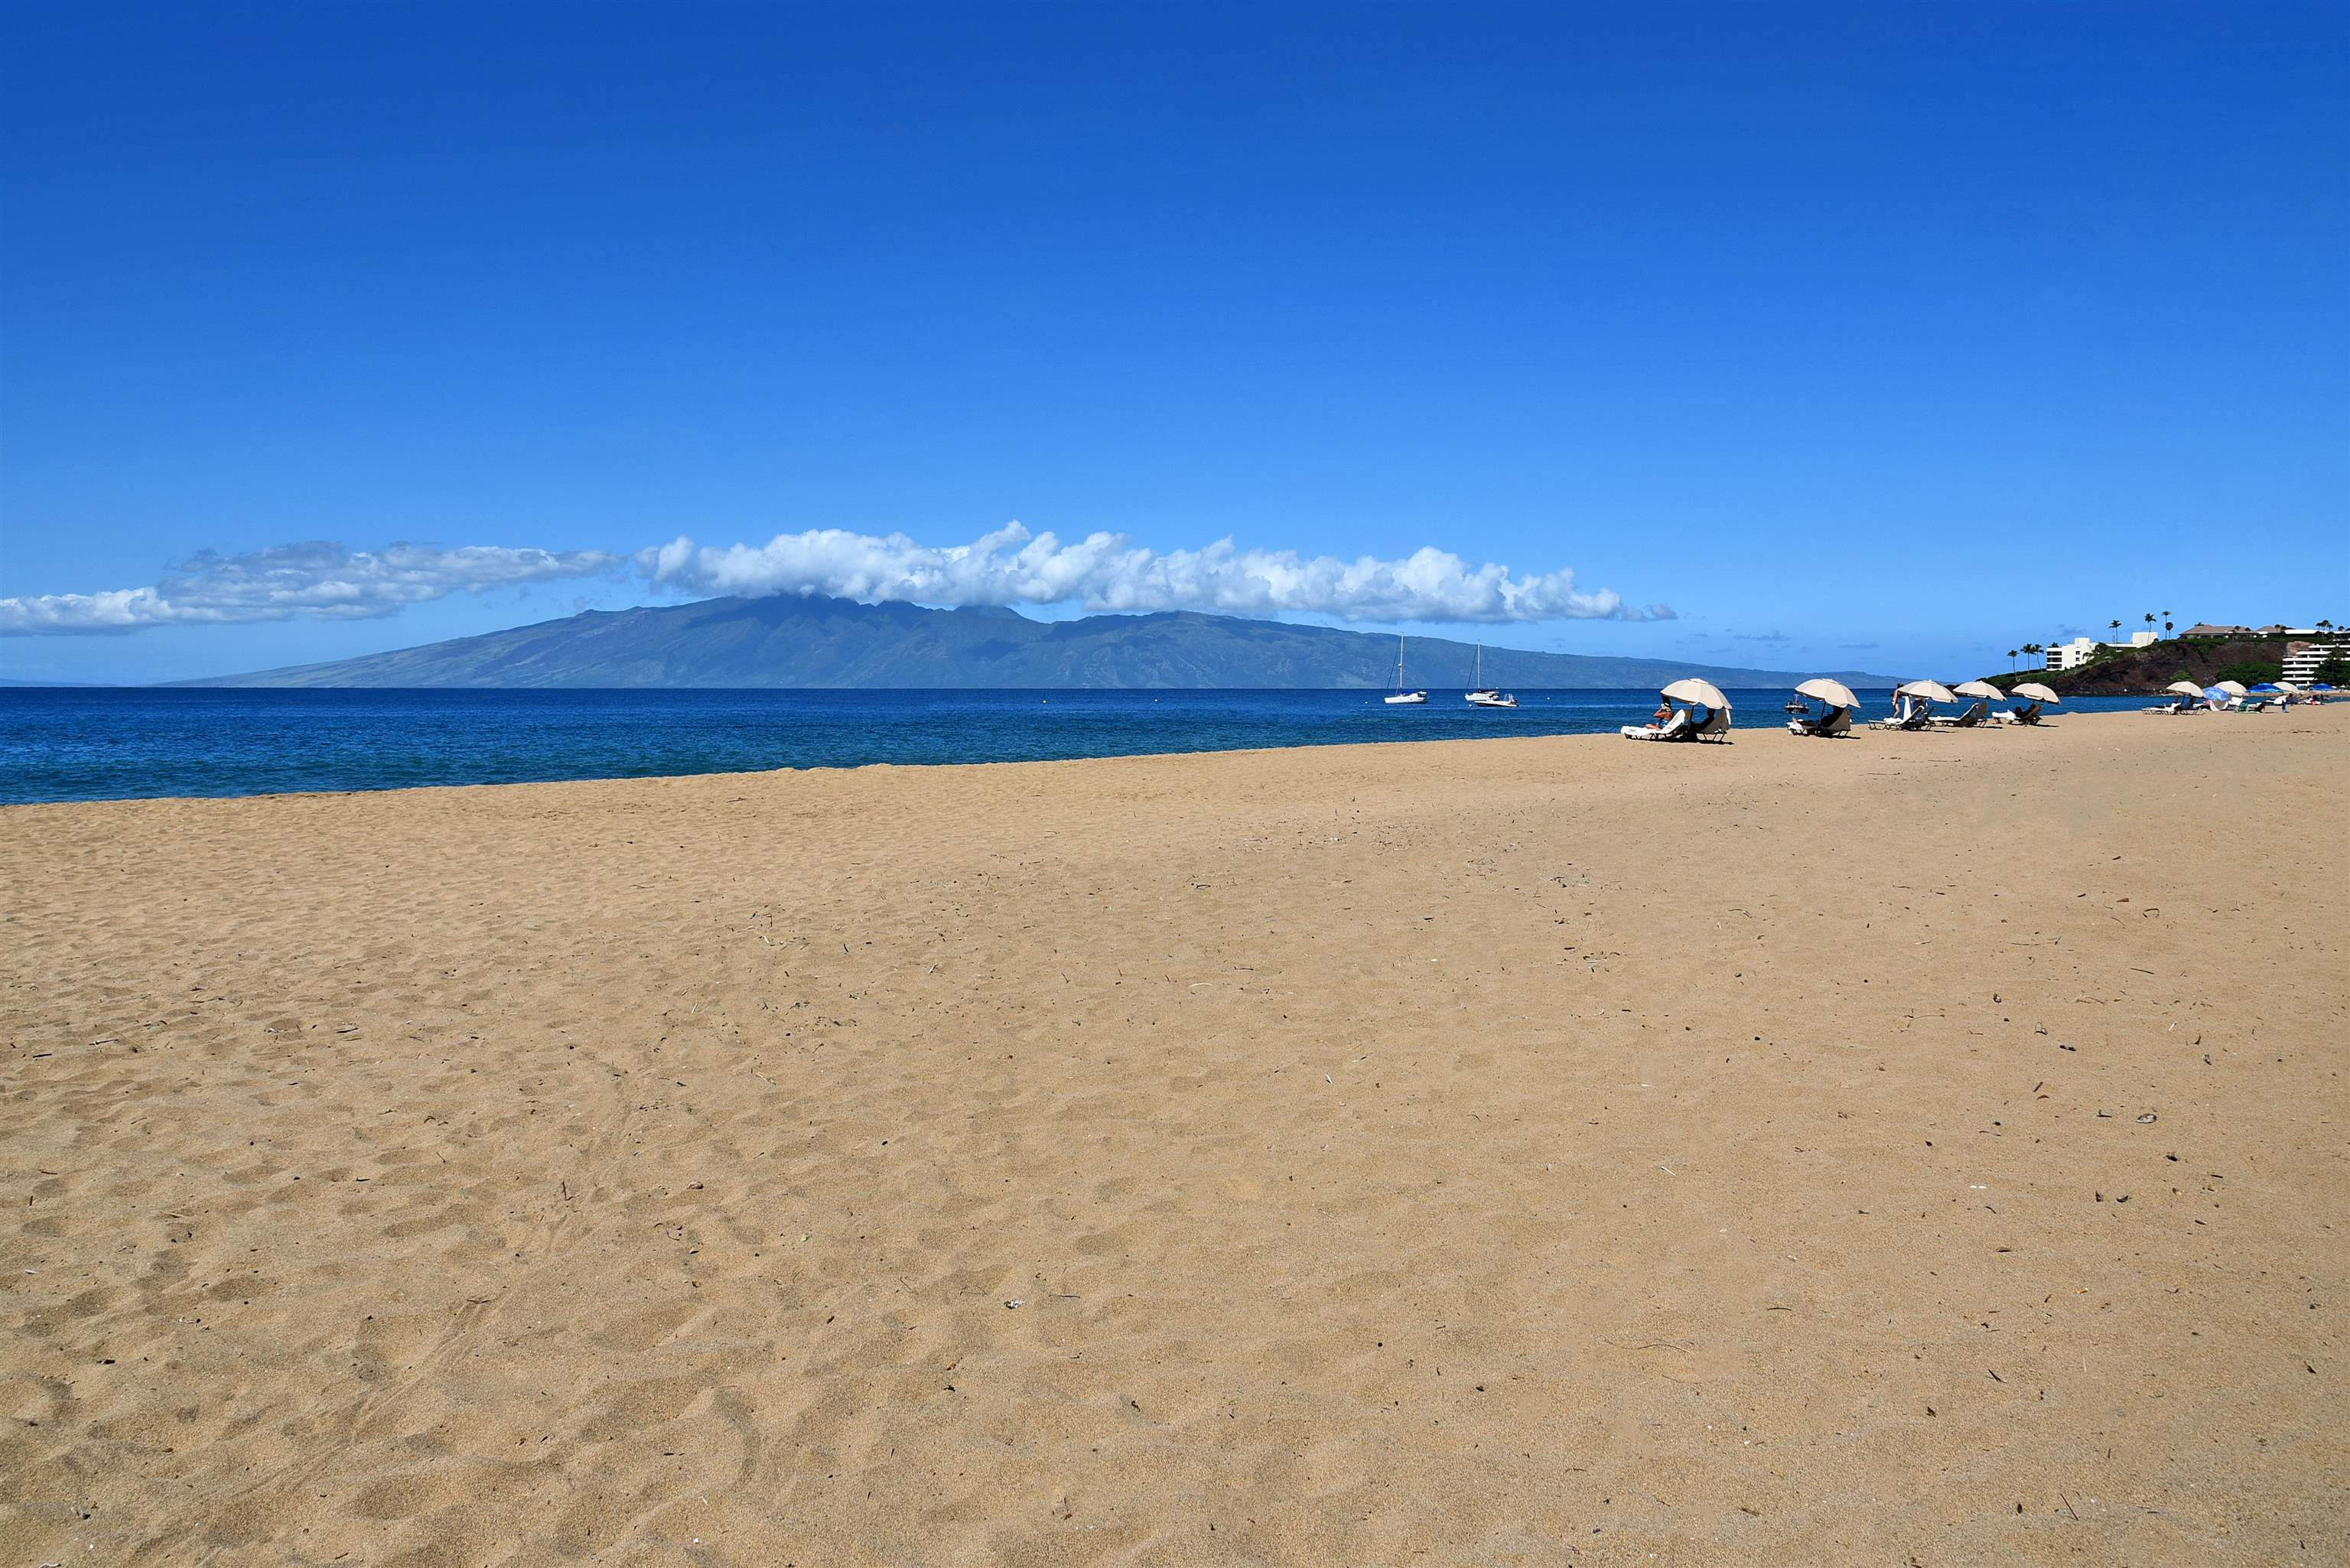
[0,688,2160,805]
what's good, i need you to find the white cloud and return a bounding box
[5,524,1671,636]
[0,542,620,635]
[639,523,1670,623]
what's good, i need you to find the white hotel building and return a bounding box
[2282,630,2349,683]
[2044,630,2158,671]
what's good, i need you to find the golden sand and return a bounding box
[4,708,2345,1564]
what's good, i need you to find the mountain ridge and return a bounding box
[175,595,1897,691]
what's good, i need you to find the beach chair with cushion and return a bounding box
[1691,706,1733,742]
[1619,709,1694,741]
[1789,705,1853,737]
[1931,698,1989,728]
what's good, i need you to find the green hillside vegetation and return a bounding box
[1980,635,2337,696]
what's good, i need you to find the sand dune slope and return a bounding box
[3,710,2344,1564]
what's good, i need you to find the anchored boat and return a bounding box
[1463,642,1516,708]
[1384,635,1427,704]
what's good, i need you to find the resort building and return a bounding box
[2282,630,2349,683]
[2044,630,2157,670]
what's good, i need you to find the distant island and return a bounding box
[175,594,1895,691]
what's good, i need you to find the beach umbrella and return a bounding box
[2010,682,2061,704]
[2275,682,2300,694]
[1952,679,2004,701]
[1794,677,1857,709]
[2214,680,2249,698]
[1896,679,1958,704]
[2202,685,2229,702]
[2248,683,2281,693]
[2165,681,2204,698]
[1660,678,1730,711]
[2314,683,2336,691]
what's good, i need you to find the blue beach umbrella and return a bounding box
[2202,686,2229,701]
[2314,683,2337,691]
[2249,683,2282,692]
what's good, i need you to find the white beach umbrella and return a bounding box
[1896,679,1958,704]
[1794,677,1858,709]
[2214,679,2249,698]
[2275,681,2300,694]
[1952,680,2004,700]
[2165,680,2205,698]
[1660,677,1730,711]
[2010,682,2061,704]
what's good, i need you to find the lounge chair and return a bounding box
[2004,700,2045,725]
[1930,698,1990,728]
[1874,703,1932,731]
[1789,705,1852,737]
[1620,709,1694,741]
[1691,706,1732,742]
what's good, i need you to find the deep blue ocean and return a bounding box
[0,688,2156,805]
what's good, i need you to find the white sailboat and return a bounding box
[1384,635,1428,704]
[1463,642,1517,708]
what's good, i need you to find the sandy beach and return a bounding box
[3,708,2343,1565]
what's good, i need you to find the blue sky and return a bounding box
[2,1,2344,684]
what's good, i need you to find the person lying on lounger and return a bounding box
[1621,708,1694,740]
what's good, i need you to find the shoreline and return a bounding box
[0,701,2248,812]
[6,705,2343,1563]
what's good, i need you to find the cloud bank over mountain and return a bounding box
[3,525,1669,635]
[637,524,1669,625]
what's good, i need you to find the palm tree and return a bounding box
[2008,648,2019,673]
[2144,613,2156,630]
[2109,620,2123,636]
